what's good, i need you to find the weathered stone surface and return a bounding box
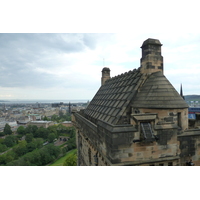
[73,38,199,166]
[123,148,134,153]
[132,71,189,109]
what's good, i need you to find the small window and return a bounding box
[141,122,154,142]
[177,112,182,128]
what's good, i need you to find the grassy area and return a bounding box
[50,149,77,166]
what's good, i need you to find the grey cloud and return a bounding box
[0,33,86,53]
[82,34,98,49]
[0,64,59,88]
[0,33,104,88]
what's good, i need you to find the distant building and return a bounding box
[27,121,54,128]
[73,38,200,166]
[0,121,18,132]
[188,107,200,128]
[28,114,41,121]
[62,121,72,127]
[52,102,63,107]
[17,120,29,126]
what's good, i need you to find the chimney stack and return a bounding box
[140,38,163,74]
[101,67,110,86]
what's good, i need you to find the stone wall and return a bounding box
[74,112,111,166]
[131,108,188,131]
[178,129,200,166]
[117,129,179,165]
[97,120,136,164]
[73,112,180,166]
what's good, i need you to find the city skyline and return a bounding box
[0,33,200,100]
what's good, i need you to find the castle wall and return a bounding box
[100,118,179,165]
[75,108,200,166]
[73,112,181,166]
[73,112,111,166]
[117,130,179,165]
[178,130,200,166]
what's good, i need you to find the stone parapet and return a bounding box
[111,156,180,166]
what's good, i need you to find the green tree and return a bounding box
[25,125,38,135]
[26,141,37,152]
[17,126,25,135]
[63,152,77,166]
[0,138,4,144]
[39,148,52,165]
[67,127,76,137]
[0,154,6,165]
[24,125,32,134]
[13,140,28,157]
[57,124,67,134]
[4,135,16,147]
[25,133,33,143]
[34,138,44,149]
[4,151,16,164]
[48,133,56,143]
[6,157,31,166]
[62,147,67,155]
[24,149,42,166]
[4,123,12,135]
[51,114,59,122]
[2,142,61,166]
[0,132,5,137]
[43,116,49,121]
[29,150,42,165]
[32,125,38,135]
[47,125,58,136]
[67,135,76,151]
[0,143,7,153]
[63,113,71,121]
[36,127,49,139]
[45,144,61,158]
[50,113,71,123]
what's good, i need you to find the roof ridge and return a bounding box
[110,68,138,80]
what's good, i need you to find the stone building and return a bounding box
[72,38,200,166]
[62,121,73,127]
[27,120,54,128]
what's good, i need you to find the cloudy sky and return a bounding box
[0,0,200,101]
[0,33,200,101]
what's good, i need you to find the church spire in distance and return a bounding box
[180,83,185,100]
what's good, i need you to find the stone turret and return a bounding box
[140,38,163,74]
[101,67,110,86]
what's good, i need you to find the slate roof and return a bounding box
[132,71,189,109]
[84,69,188,125]
[84,68,145,125]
